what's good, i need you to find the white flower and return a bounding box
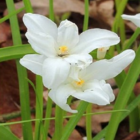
[97,46,110,59]
[83,137,87,140]
[48,50,135,113]
[121,14,140,28]
[20,13,120,89]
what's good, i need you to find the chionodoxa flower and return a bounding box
[48,50,135,113]
[20,13,120,89]
[99,13,140,59]
[122,13,140,28]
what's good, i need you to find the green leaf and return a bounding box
[105,46,140,140]
[0,126,19,140]
[0,7,25,23]
[93,95,140,140]
[0,44,35,62]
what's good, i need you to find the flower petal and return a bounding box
[23,13,57,39]
[81,49,135,81]
[64,54,92,69]
[71,29,120,53]
[26,31,57,57]
[102,82,115,102]
[97,47,110,59]
[69,66,81,81]
[73,80,113,105]
[57,20,79,49]
[42,57,70,89]
[49,84,77,113]
[97,80,115,102]
[122,14,140,28]
[20,54,46,75]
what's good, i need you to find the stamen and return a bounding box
[98,47,105,52]
[75,79,84,86]
[59,46,68,53]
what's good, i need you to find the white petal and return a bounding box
[73,80,111,105]
[82,49,135,81]
[122,14,140,28]
[64,54,92,69]
[97,47,110,59]
[100,81,115,102]
[49,84,77,113]
[69,66,81,81]
[23,13,57,39]
[42,57,70,89]
[20,54,46,75]
[57,20,79,49]
[26,31,57,57]
[83,137,87,140]
[71,29,120,53]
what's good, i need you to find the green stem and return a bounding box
[0,109,127,126]
[6,0,33,140]
[52,97,73,140]
[83,0,89,31]
[52,106,64,140]
[105,46,140,140]
[123,28,140,50]
[60,101,89,140]
[128,91,139,132]
[115,0,120,8]
[60,1,89,139]
[49,0,54,21]
[115,1,140,131]
[23,0,33,13]
[112,0,128,33]
[129,98,139,132]
[116,72,140,132]
[43,0,55,139]
[93,95,140,140]
[119,19,126,45]
[86,103,92,140]
[109,0,128,56]
[114,1,140,132]
[0,7,25,23]
[34,76,43,140]
[43,97,53,140]
[115,0,126,46]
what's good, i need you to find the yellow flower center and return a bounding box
[59,46,68,53]
[58,46,69,57]
[75,79,85,86]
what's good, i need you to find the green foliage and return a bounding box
[0,126,19,140]
[0,44,35,62]
[1,0,140,140]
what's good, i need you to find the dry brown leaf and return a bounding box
[78,105,113,133]
[125,21,137,31]
[134,82,140,96]
[118,3,138,31]
[69,101,113,134]
[89,0,114,27]
[9,118,23,138]
[0,21,11,47]
[122,132,140,140]
[47,108,83,140]
[3,0,140,32]
[0,60,36,115]
[4,0,115,29]
[5,0,84,18]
